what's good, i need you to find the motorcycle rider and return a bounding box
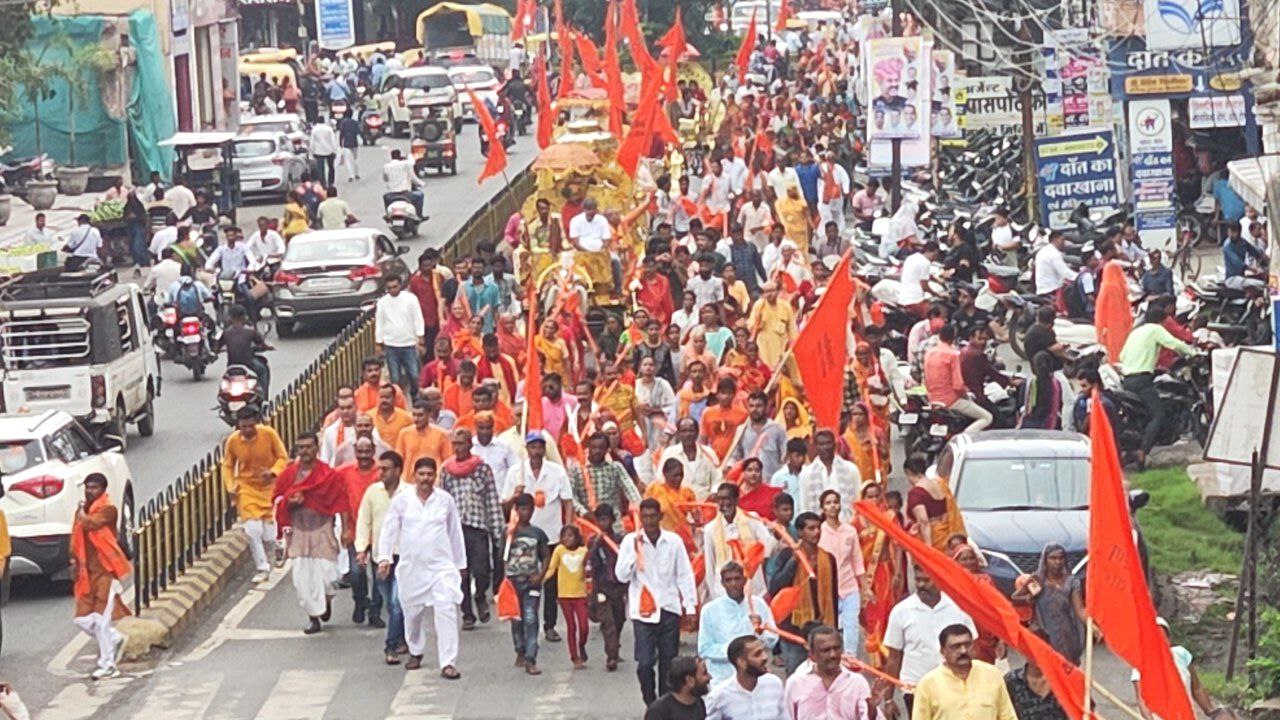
[382,149,425,220]
[502,70,531,133]
[1117,304,1194,468]
[1222,220,1268,290]
[205,226,263,321]
[215,304,273,396]
[959,324,1019,428]
[246,216,286,266]
[169,268,216,352]
[1033,230,1078,301]
[922,324,992,433]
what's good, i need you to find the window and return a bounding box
[284,237,372,263]
[233,140,277,158]
[375,235,397,258]
[450,69,495,86]
[47,425,92,463]
[0,440,45,475]
[955,456,1090,511]
[116,299,135,353]
[0,316,92,370]
[405,74,451,91]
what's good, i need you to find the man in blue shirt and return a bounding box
[794,151,821,211]
[1222,220,1266,284]
[696,562,778,685]
[1213,176,1246,224]
[463,259,501,333]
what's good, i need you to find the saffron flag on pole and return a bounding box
[534,54,554,149]
[464,86,507,184]
[523,282,543,431]
[853,501,1088,719]
[574,30,605,87]
[512,0,535,41]
[615,73,678,178]
[554,0,574,100]
[774,0,792,33]
[791,250,853,430]
[735,9,758,82]
[1087,393,1196,720]
[620,0,657,78]
[657,8,687,102]
[603,3,626,137]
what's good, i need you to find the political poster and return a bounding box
[1034,130,1122,229]
[930,49,960,138]
[1128,99,1177,249]
[865,37,927,140]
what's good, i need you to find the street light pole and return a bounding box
[889,0,902,211]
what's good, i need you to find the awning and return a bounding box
[1228,155,1280,210]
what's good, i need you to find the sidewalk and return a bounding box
[1,190,107,245]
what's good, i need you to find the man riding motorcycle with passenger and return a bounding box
[205,226,265,322]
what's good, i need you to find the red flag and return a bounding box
[735,10,758,82]
[854,501,1088,720]
[1087,394,1195,720]
[554,0,574,100]
[620,0,657,77]
[603,3,626,137]
[657,8,687,101]
[523,283,543,432]
[574,30,605,87]
[774,0,792,33]
[791,251,854,430]
[533,54,554,149]
[464,87,507,184]
[512,0,535,41]
[616,74,677,177]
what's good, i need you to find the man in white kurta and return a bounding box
[377,456,467,678]
[701,483,774,602]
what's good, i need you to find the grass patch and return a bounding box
[1198,669,1253,708]
[1129,468,1243,576]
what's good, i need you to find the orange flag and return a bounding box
[511,0,535,41]
[616,73,677,177]
[574,30,605,87]
[523,282,543,432]
[1094,261,1132,363]
[533,54,554,149]
[620,0,657,78]
[854,501,1088,719]
[554,0,574,100]
[1087,393,1195,720]
[735,10,758,82]
[603,3,626,137]
[791,250,854,430]
[657,8,687,102]
[464,87,507,184]
[774,0,792,33]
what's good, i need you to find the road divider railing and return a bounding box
[131,166,533,614]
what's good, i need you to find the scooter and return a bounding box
[217,362,267,426]
[479,107,514,157]
[360,106,384,146]
[383,197,423,239]
[175,315,213,380]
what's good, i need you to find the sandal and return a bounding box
[441,665,461,680]
[385,653,401,665]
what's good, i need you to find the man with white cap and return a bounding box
[501,433,574,642]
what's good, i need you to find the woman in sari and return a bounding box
[855,482,905,668]
[950,543,1003,664]
[850,342,893,433]
[1095,260,1132,363]
[904,453,966,552]
[1013,542,1087,664]
[438,298,469,343]
[280,190,310,240]
[535,318,571,381]
[618,309,648,354]
[775,184,813,255]
[777,396,812,442]
[842,402,889,484]
[496,313,525,365]
[1019,351,1063,430]
[451,314,485,360]
[724,339,772,396]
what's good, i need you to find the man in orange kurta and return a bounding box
[71,473,132,680]
[354,357,407,414]
[372,384,413,446]
[453,384,515,435]
[394,400,452,482]
[442,360,478,418]
[699,376,748,461]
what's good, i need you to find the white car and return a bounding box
[231,131,310,199]
[447,64,500,121]
[238,113,311,156]
[376,66,461,137]
[0,411,135,579]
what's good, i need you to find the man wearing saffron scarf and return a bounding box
[274,432,353,635]
[439,427,505,629]
[766,511,839,673]
[70,473,132,680]
[703,483,774,601]
[476,334,519,407]
[378,457,467,678]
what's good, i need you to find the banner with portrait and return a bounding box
[929,49,959,138]
[865,36,926,140]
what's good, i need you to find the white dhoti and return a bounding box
[818,197,846,234]
[398,568,463,667]
[72,579,125,671]
[291,557,340,617]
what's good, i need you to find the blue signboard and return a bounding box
[1107,27,1252,100]
[316,0,354,51]
[1034,131,1122,230]
[1132,152,1177,231]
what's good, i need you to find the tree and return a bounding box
[7,26,114,163]
[560,0,716,48]
[0,1,39,147]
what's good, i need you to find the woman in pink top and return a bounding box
[818,489,867,656]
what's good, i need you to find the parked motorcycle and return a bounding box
[217,363,267,426]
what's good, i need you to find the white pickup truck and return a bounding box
[0,269,160,449]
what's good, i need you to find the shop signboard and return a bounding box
[1108,33,1252,99]
[955,77,1049,131]
[316,0,355,50]
[1034,130,1122,229]
[1188,94,1248,128]
[1128,99,1177,249]
[1142,0,1241,50]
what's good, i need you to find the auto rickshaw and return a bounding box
[410,104,459,176]
[157,132,243,223]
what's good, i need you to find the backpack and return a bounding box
[176,282,203,315]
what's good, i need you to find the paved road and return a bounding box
[4,126,536,712]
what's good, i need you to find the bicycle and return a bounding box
[1169,227,1204,282]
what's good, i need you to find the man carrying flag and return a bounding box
[465,86,508,184]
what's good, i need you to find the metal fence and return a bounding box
[131,166,533,613]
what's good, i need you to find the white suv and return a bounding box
[0,411,135,579]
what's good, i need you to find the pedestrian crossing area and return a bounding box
[36,632,644,720]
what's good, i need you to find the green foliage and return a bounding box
[560,0,719,49]
[1128,468,1243,576]
[1248,608,1280,701]
[0,1,40,147]
[9,26,115,163]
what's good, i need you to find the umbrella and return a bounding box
[532,143,603,172]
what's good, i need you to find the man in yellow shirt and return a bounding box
[221,407,290,582]
[373,384,413,445]
[911,624,1017,720]
[394,399,451,482]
